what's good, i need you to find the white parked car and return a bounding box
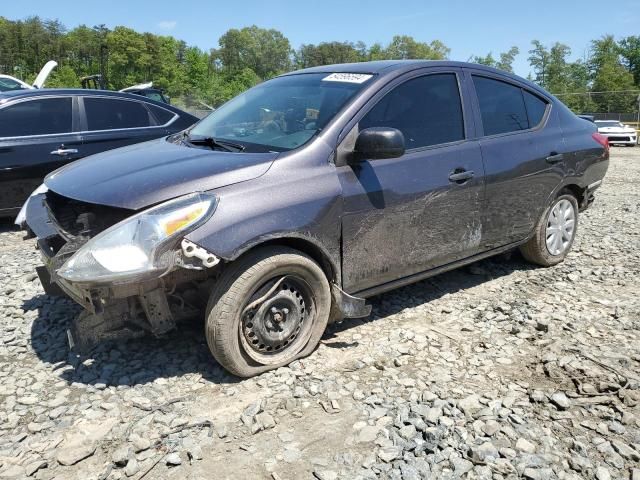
[595,120,637,146]
[0,74,32,92]
[0,61,57,92]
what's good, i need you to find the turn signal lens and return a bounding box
[161,207,206,236]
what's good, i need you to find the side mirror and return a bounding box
[353,127,405,162]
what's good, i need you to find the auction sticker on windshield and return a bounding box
[322,73,373,83]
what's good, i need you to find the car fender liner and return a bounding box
[331,283,371,320]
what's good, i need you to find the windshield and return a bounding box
[596,121,623,128]
[189,72,373,152]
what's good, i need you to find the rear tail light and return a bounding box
[592,132,609,153]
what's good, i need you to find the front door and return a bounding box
[337,71,485,294]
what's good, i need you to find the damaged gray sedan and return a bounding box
[25,61,609,377]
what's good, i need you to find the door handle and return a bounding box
[546,152,564,164]
[448,170,474,183]
[50,148,78,157]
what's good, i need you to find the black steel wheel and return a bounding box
[205,246,331,377]
[239,275,315,364]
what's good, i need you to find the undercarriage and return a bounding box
[64,268,215,352]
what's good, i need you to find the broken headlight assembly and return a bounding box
[57,192,218,285]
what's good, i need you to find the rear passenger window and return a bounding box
[84,98,153,131]
[523,90,548,128]
[360,73,464,149]
[473,76,528,136]
[148,104,176,125]
[0,97,72,137]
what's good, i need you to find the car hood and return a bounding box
[45,138,277,210]
[32,60,58,88]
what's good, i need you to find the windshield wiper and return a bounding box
[183,132,245,152]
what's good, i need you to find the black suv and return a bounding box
[0,89,197,217]
[25,61,609,377]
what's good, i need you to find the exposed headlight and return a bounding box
[58,193,217,284]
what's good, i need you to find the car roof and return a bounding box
[0,88,192,116]
[0,88,150,100]
[282,60,548,96]
[287,60,509,76]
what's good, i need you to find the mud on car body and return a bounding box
[25,61,609,377]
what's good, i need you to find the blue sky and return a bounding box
[5,0,639,77]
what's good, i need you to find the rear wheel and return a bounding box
[205,246,331,377]
[519,192,579,267]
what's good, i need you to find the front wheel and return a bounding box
[205,246,331,377]
[519,192,579,267]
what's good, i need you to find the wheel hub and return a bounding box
[242,284,306,354]
[545,198,576,256]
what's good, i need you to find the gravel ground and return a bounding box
[1,147,639,480]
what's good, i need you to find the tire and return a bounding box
[205,246,331,377]
[519,192,579,267]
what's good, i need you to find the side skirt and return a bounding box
[352,239,529,299]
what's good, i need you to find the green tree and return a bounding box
[472,52,497,67]
[555,60,595,113]
[383,35,449,60]
[46,64,80,87]
[64,25,108,79]
[546,43,571,93]
[106,26,148,89]
[590,35,636,112]
[472,46,518,72]
[294,41,364,68]
[528,40,571,91]
[497,46,519,73]
[216,25,291,79]
[367,43,387,61]
[618,35,640,86]
[183,46,209,93]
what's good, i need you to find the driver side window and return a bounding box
[359,73,465,150]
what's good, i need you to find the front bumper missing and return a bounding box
[26,192,215,353]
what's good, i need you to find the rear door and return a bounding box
[0,96,81,214]
[337,69,486,294]
[78,95,175,157]
[464,70,566,249]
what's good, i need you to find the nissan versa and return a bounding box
[24,61,609,377]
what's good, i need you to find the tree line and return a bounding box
[1,16,639,113]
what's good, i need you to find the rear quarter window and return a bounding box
[473,76,529,136]
[523,91,548,128]
[148,104,176,125]
[84,97,153,131]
